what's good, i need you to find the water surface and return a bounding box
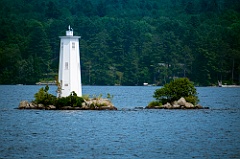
[0,85,240,158]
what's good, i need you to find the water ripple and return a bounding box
[0,86,240,158]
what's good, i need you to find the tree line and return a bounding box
[0,0,239,86]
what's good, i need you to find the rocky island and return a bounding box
[18,78,209,111]
[146,78,209,110]
[18,85,117,110]
[18,98,117,110]
[146,97,209,109]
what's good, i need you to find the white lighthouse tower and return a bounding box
[58,25,82,97]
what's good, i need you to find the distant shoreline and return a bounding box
[35,82,56,85]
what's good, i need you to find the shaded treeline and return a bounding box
[0,0,239,85]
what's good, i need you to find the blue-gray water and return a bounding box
[0,85,240,159]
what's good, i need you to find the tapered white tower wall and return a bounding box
[58,26,82,97]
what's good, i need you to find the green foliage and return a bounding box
[153,78,199,104]
[185,96,199,105]
[68,91,84,107]
[55,97,69,107]
[0,0,240,85]
[34,88,45,103]
[147,101,162,108]
[34,85,56,105]
[107,93,114,101]
[34,86,84,108]
[89,103,95,110]
[95,102,108,108]
[55,91,84,107]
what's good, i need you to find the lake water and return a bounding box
[0,85,240,159]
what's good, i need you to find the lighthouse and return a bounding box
[58,26,82,97]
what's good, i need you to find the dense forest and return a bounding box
[0,0,240,86]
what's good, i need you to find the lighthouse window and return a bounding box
[72,42,75,49]
[65,62,68,69]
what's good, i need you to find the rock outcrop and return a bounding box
[18,98,117,110]
[146,97,209,109]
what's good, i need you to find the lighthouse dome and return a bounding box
[66,25,73,36]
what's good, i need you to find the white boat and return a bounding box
[218,81,240,87]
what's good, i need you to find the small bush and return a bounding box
[153,78,199,105]
[55,97,69,107]
[89,103,95,110]
[148,101,162,108]
[185,96,199,105]
[55,91,84,107]
[75,97,84,107]
[107,93,114,101]
[34,87,46,104]
[34,85,56,105]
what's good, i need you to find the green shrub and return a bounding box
[96,102,108,107]
[34,87,84,108]
[89,103,95,110]
[153,78,199,104]
[107,93,114,101]
[147,101,162,108]
[55,97,69,107]
[34,87,46,104]
[34,85,56,105]
[55,91,84,108]
[185,96,199,105]
[75,97,84,107]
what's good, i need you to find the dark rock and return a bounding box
[74,107,82,110]
[195,105,203,109]
[99,106,117,110]
[61,106,72,110]
[180,105,186,109]
[134,107,144,109]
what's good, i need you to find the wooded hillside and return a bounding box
[0,0,239,86]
